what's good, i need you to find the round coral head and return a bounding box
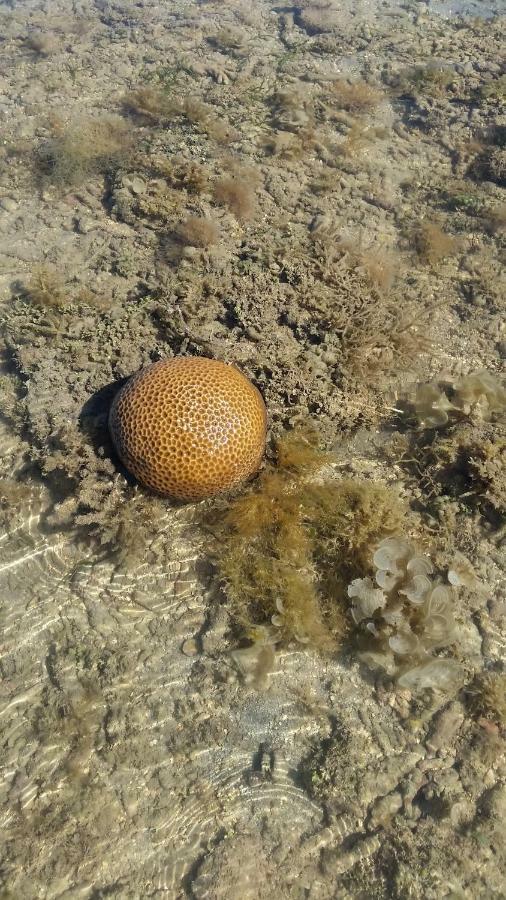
[109,357,267,501]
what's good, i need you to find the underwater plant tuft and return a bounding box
[466,671,506,727]
[165,158,210,195]
[176,216,221,248]
[328,78,384,114]
[183,97,239,144]
[23,265,67,311]
[484,202,506,234]
[207,26,247,54]
[23,30,58,56]
[213,176,257,222]
[37,114,135,188]
[122,86,181,124]
[20,266,109,319]
[469,146,506,188]
[211,428,407,652]
[413,222,459,265]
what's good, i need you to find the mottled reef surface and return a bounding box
[0,0,505,897]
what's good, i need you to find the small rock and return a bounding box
[75,217,99,234]
[181,637,199,657]
[456,62,474,76]
[122,174,146,195]
[246,326,261,342]
[0,197,18,212]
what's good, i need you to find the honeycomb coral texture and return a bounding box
[109,357,267,501]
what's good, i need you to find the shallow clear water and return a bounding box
[0,1,505,897]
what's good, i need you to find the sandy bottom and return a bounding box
[0,1,505,897]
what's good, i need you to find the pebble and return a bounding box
[15,122,34,139]
[181,637,199,657]
[456,61,474,75]
[75,216,99,234]
[122,174,146,195]
[246,326,261,341]
[0,197,18,212]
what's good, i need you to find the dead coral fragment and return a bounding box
[212,428,406,652]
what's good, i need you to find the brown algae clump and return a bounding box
[387,371,506,525]
[23,265,67,311]
[328,78,384,114]
[213,176,257,222]
[37,114,134,188]
[122,86,182,124]
[213,429,407,651]
[467,671,506,727]
[176,216,221,248]
[109,357,267,502]
[413,222,460,265]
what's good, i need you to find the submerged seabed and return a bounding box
[0,0,505,897]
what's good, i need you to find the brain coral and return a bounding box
[109,357,267,501]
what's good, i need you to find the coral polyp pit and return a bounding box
[109,357,267,501]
